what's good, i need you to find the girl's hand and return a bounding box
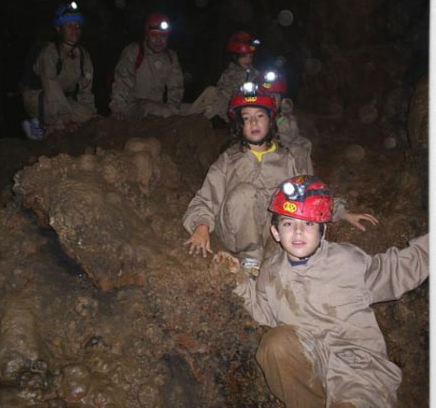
[184,224,213,257]
[341,212,379,231]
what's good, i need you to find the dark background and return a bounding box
[0,0,429,138]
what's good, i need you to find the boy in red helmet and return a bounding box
[183,86,377,268]
[110,12,184,119]
[234,175,428,408]
[185,31,260,123]
[257,70,313,172]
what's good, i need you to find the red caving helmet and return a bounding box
[226,31,259,55]
[256,70,287,95]
[228,82,278,120]
[269,175,333,222]
[145,12,171,35]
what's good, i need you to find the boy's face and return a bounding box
[237,53,253,70]
[146,33,169,53]
[59,21,82,45]
[271,216,323,261]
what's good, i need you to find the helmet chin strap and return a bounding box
[243,135,269,146]
[243,128,274,146]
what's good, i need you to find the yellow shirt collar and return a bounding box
[250,142,277,162]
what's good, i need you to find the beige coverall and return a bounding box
[234,235,429,408]
[186,62,259,121]
[22,42,96,135]
[277,113,314,174]
[183,143,346,260]
[110,41,184,119]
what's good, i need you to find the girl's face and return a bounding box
[237,53,253,70]
[60,22,82,45]
[240,106,270,150]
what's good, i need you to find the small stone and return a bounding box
[345,144,365,163]
[384,136,397,150]
[359,104,378,124]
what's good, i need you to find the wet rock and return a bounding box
[59,363,126,406]
[161,354,199,408]
[137,375,165,407]
[74,295,99,318]
[59,364,91,401]
[0,299,50,386]
[12,137,181,291]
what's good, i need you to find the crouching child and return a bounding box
[234,175,428,408]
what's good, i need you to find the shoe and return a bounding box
[22,118,45,140]
[240,257,260,270]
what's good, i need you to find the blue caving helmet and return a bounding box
[53,2,84,26]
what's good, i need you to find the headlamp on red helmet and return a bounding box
[146,13,171,35]
[228,82,278,120]
[269,175,333,223]
[264,71,277,82]
[240,81,258,96]
[256,70,287,95]
[226,31,260,55]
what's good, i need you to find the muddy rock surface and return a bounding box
[0,112,428,407]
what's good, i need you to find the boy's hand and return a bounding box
[341,212,379,231]
[184,224,213,257]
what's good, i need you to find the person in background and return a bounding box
[185,31,260,123]
[257,70,313,172]
[183,84,377,269]
[234,174,428,408]
[110,12,184,120]
[21,1,97,140]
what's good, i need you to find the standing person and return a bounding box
[186,31,260,123]
[21,1,97,140]
[234,175,428,408]
[183,84,377,268]
[256,70,313,172]
[110,12,184,120]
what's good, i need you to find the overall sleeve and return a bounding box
[37,45,72,115]
[233,264,277,327]
[182,154,227,233]
[166,50,184,107]
[365,234,429,303]
[110,43,137,113]
[332,197,347,221]
[76,48,96,112]
[216,66,240,99]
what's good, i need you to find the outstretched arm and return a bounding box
[183,224,213,257]
[341,212,379,231]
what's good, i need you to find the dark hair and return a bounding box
[229,106,277,151]
[271,213,325,235]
